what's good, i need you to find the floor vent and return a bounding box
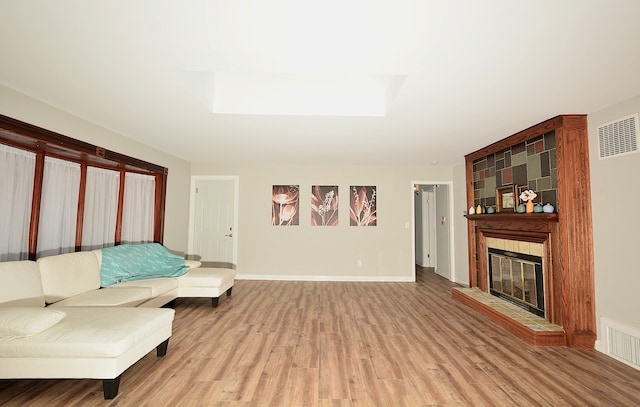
[597,114,639,159]
[601,317,640,371]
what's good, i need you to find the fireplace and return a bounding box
[462,115,596,348]
[488,248,544,317]
[456,214,572,346]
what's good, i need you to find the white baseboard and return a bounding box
[594,339,604,353]
[235,274,415,282]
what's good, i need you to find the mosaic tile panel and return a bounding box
[472,131,558,211]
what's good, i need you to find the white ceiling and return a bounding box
[2,1,640,166]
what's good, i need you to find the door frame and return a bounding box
[187,175,239,266]
[410,180,456,282]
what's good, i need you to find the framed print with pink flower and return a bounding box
[272,185,299,226]
[350,186,377,226]
[311,185,338,226]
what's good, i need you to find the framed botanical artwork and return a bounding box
[311,185,338,226]
[495,185,516,212]
[272,185,299,225]
[350,186,377,226]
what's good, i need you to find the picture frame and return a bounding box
[350,185,377,226]
[495,185,516,212]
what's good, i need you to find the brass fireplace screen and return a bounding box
[488,248,545,317]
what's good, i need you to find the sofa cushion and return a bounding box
[38,251,101,304]
[185,260,202,269]
[0,307,174,358]
[109,278,178,297]
[47,287,152,307]
[178,268,236,287]
[0,307,66,337]
[0,261,45,307]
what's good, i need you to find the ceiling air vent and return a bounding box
[597,114,639,159]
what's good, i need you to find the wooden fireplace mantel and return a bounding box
[462,115,596,349]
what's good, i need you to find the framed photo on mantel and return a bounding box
[496,185,516,212]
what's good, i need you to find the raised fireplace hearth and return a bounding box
[460,213,566,346]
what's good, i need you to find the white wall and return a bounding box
[587,95,640,345]
[453,163,470,286]
[0,85,192,254]
[192,162,455,281]
[434,184,451,279]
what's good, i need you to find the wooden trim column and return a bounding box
[28,151,45,260]
[153,170,168,244]
[555,117,596,348]
[75,163,87,251]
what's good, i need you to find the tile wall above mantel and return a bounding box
[472,131,558,210]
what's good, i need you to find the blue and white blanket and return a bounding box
[100,243,189,287]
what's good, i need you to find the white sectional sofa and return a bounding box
[36,245,236,309]
[0,244,236,399]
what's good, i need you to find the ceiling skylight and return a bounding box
[142,0,431,116]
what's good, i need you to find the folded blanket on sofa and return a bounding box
[100,243,189,287]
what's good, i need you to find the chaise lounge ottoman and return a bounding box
[0,306,174,399]
[0,260,175,399]
[177,267,236,307]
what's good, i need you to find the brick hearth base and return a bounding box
[452,287,566,347]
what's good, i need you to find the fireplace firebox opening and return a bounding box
[488,248,545,317]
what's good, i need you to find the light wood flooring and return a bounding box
[1,268,640,406]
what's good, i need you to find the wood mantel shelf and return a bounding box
[465,213,558,222]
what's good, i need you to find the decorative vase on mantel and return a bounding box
[526,200,534,213]
[533,203,544,213]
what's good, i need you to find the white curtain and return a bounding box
[81,167,120,250]
[37,157,81,258]
[0,144,36,261]
[121,172,155,244]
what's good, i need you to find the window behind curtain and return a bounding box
[121,172,155,244]
[0,144,35,261]
[36,157,81,257]
[81,167,120,250]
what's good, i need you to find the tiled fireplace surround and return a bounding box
[454,213,567,346]
[457,115,596,349]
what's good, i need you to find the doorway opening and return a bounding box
[412,181,455,282]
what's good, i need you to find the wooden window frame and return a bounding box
[0,114,168,260]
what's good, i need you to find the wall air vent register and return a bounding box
[598,113,639,159]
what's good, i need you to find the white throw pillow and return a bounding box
[0,307,66,337]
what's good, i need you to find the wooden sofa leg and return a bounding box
[226,287,233,296]
[162,299,177,309]
[157,339,169,357]
[211,297,219,308]
[103,375,122,399]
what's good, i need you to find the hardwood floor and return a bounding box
[2,268,640,406]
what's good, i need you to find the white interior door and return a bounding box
[188,176,238,266]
